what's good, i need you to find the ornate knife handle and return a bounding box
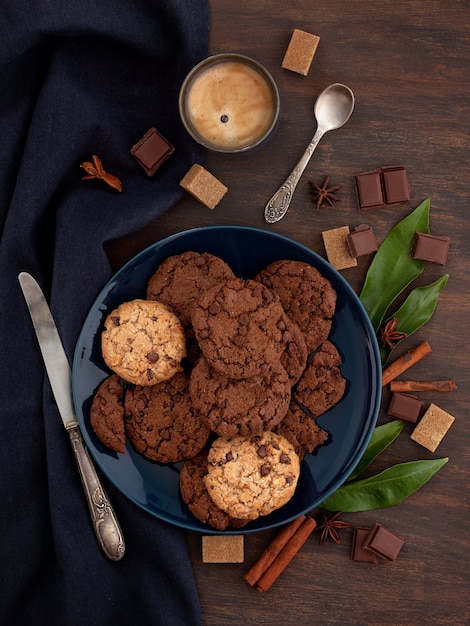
[67,423,125,561]
[264,127,324,223]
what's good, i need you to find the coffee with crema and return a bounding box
[186,61,276,150]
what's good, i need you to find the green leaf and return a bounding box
[320,458,448,512]
[380,274,449,364]
[360,199,430,331]
[347,420,404,482]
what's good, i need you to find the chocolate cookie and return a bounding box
[189,355,291,437]
[274,403,329,461]
[191,278,286,379]
[146,251,235,328]
[89,374,126,454]
[179,450,249,531]
[101,299,186,386]
[280,312,308,386]
[124,371,210,463]
[293,341,346,417]
[255,259,337,352]
[204,432,300,520]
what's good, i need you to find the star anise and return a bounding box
[378,317,407,349]
[308,175,341,210]
[317,511,351,545]
[80,154,122,192]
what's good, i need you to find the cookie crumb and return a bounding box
[322,226,358,270]
[282,29,320,76]
[410,403,455,452]
[202,535,244,563]
[180,164,228,209]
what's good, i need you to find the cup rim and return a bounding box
[178,53,281,154]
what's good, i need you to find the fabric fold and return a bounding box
[0,1,209,624]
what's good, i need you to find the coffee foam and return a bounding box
[187,61,275,149]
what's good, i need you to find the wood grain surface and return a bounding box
[106,1,470,624]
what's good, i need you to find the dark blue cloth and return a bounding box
[0,1,209,623]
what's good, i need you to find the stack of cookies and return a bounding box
[90,251,346,529]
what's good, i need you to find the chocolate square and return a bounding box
[411,232,450,265]
[363,523,404,561]
[382,167,411,204]
[355,172,384,211]
[355,165,411,212]
[346,224,378,257]
[387,392,424,424]
[130,127,175,176]
[351,528,380,563]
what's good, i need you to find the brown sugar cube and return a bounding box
[202,535,244,563]
[180,164,228,209]
[410,403,455,452]
[282,29,320,76]
[322,226,358,270]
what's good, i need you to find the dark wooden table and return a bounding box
[107,1,470,624]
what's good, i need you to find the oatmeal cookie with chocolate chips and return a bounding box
[293,340,346,417]
[101,299,186,386]
[179,450,249,531]
[189,355,291,437]
[90,374,126,454]
[124,371,210,463]
[255,259,337,352]
[146,251,235,328]
[192,278,286,379]
[204,432,300,520]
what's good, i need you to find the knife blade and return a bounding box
[18,272,125,561]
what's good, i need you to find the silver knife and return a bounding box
[18,272,125,561]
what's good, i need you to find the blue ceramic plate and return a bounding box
[72,226,381,534]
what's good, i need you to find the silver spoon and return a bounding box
[264,83,355,223]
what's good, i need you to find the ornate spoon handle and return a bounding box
[68,423,125,561]
[264,128,324,223]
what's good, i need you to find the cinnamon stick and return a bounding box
[390,380,457,393]
[382,341,432,387]
[243,515,306,587]
[253,516,316,592]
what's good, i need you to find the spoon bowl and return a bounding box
[264,83,354,223]
[314,83,355,132]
